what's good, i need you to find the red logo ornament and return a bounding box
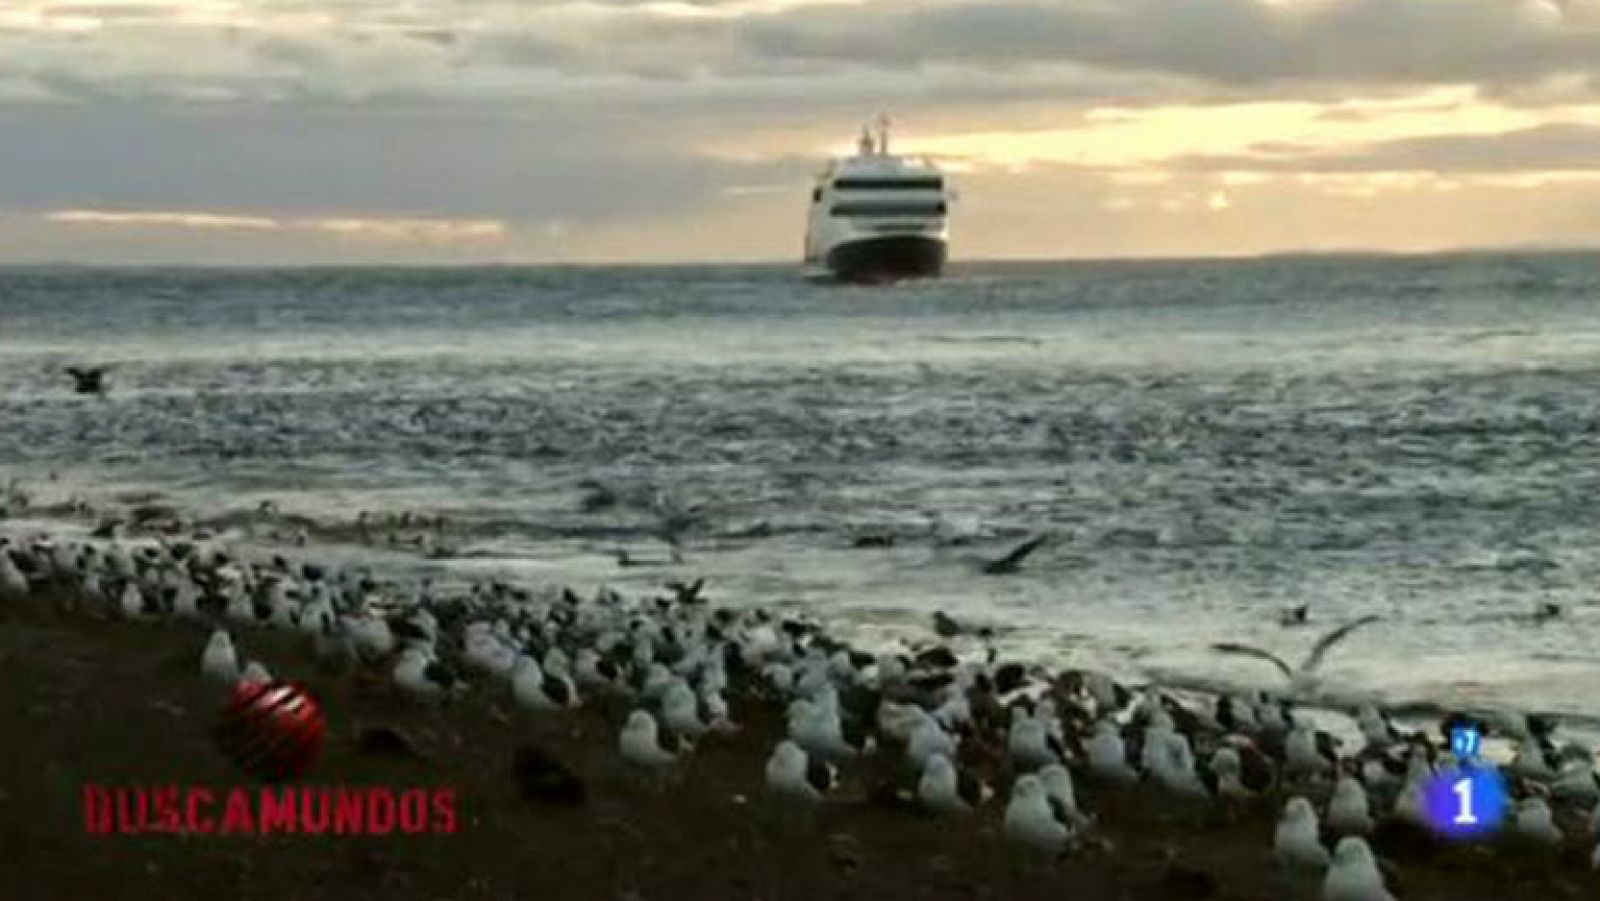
[215,681,327,782]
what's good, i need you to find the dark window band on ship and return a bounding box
[830,201,948,217]
[832,177,944,191]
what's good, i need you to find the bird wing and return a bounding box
[1209,643,1294,680]
[1300,614,1382,675]
[983,534,1046,573]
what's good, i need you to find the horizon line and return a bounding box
[3,243,1599,271]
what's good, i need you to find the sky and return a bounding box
[3,0,1600,263]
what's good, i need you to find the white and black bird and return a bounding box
[512,656,578,711]
[0,549,32,600]
[1003,773,1072,855]
[1275,796,1331,871]
[1552,752,1600,805]
[392,647,459,701]
[1322,837,1394,901]
[1210,615,1382,691]
[1513,796,1564,847]
[1210,746,1255,802]
[239,660,273,687]
[764,739,836,804]
[619,710,679,772]
[574,648,625,694]
[917,752,985,815]
[906,712,957,769]
[200,629,240,684]
[1038,763,1092,830]
[661,679,709,741]
[1086,720,1139,786]
[1008,713,1061,771]
[1326,775,1374,837]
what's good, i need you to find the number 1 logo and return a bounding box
[1452,777,1477,825]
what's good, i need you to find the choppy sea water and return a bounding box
[3,255,1600,722]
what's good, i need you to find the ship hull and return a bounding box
[822,234,946,284]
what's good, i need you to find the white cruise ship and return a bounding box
[803,117,953,283]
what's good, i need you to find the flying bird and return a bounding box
[981,534,1047,575]
[65,366,110,396]
[1211,614,1382,687]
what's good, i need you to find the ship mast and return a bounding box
[876,113,891,155]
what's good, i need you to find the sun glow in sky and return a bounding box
[4,0,1600,262]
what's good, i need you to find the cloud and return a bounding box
[1172,121,1600,173]
[1,0,1598,106]
[46,209,282,229]
[44,208,509,243]
[6,1,1600,262]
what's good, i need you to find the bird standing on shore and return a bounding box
[764,740,835,804]
[393,648,458,702]
[0,548,31,599]
[1275,797,1331,870]
[1003,774,1072,855]
[917,753,982,815]
[1322,837,1394,901]
[1328,775,1374,837]
[200,629,240,684]
[620,710,679,772]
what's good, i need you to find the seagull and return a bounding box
[764,740,836,804]
[1211,615,1382,689]
[981,534,1046,575]
[392,648,458,701]
[239,660,273,687]
[1553,753,1600,805]
[1322,837,1394,901]
[574,648,625,694]
[932,610,965,638]
[661,679,710,740]
[1086,720,1139,786]
[917,752,984,815]
[65,365,110,396]
[905,712,957,769]
[1038,763,1091,830]
[619,710,679,772]
[1513,796,1564,847]
[1286,722,1333,780]
[1209,746,1255,802]
[0,549,30,599]
[1326,776,1374,837]
[789,697,864,762]
[200,629,240,684]
[1008,714,1062,771]
[1003,773,1072,855]
[1275,796,1331,871]
[511,656,577,711]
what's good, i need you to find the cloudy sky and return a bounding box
[3,0,1600,263]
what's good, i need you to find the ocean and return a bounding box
[2,254,1599,723]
